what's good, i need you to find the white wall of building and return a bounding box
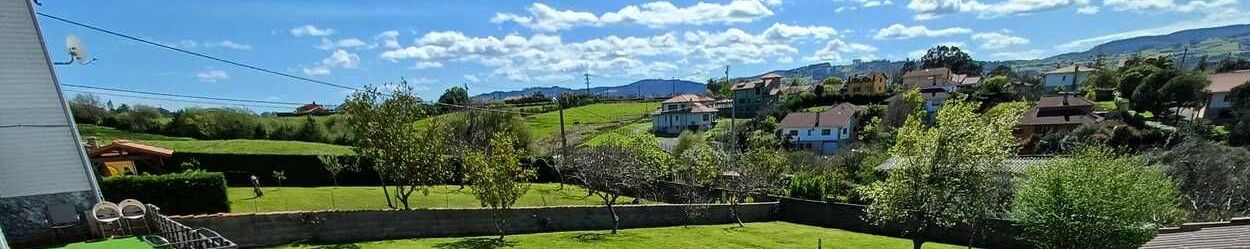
[0,0,100,199]
[653,112,715,133]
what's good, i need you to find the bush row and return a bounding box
[99,171,229,215]
[169,153,563,187]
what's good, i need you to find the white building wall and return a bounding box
[0,0,99,198]
[652,112,715,133]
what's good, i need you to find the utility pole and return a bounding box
[584,72,591,96]
[556,96,568,189]
[727,65,736,149]
[1179,46,1189,70]
[671,77,677,97]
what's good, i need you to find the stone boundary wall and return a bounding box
[172,203,778,248]
[777,197,1031,249]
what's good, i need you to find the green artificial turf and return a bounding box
[229,183,640,213]
[267,222,967,249]
[50,237,153,249]
[77,124,354,155]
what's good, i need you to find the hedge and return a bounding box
[99,171,229,215]
[169,152,562,187]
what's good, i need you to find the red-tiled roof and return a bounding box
[88,140,174,157]
[1036,94,1095,108]
[1207,70,1250,93]
[902,68,950,78]
[1142,217,1250,249]
[779,103,858,129]
[1043,65,1097,75]
[662,94,715,103]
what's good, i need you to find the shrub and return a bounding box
[99,171,229,215]
[787,172,835,201]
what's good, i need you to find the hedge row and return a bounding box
[99,171,229,215]
[169,153,562,187]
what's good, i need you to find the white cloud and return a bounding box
[316,38,369,50]
[804,39,878,62]
[1077,5,1100,14]
[376,30,401,49]
[205,40,252,50]
[492,0,776,32]
[464,74,481,82]
[302,66,331,76]
[175,40,198,48]
[835,6,856,12]
[971,30,1030,49]
[413,61,443,69]
[195,70,228,82]
[1056,8,1250,52]
[766,0,784,6]
[322,50,360,68]
[290,25,335,37]
[1104,0,1237,12]
[873,24,972,40]
[379,24,849,82]
[836,0,894,8]
[906,0,1088,20]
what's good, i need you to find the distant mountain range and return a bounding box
[472,79,703,101]
[475,24,1250,101]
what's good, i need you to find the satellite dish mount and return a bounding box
[54,35,96,65]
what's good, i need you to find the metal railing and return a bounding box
[138,206,237,249]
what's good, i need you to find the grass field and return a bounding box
[229,183,639,213]
[525,102,658,140]
[583,122,652,146]
[77,124,354,155]
[267,222,966,249]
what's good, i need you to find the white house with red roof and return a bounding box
[1199,70,1250,122]
[652,94,718,135]
[778,103,860,155]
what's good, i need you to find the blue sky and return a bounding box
[37,0,1250,112]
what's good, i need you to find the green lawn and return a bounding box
[583,122,653,146]
[229,183,640,213]
[77,124,354,155]
[1094,101,1116,111]
[51,237,153,249]
[267,222,966,249]
[525,102,659,140]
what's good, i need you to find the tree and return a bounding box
[900,59,917,74]
[1117,65,1159,100]
[969,76,1015,111]
[671,130,705,157]
[1229,83,1250,146]
[1153,138,1250,221]
[568,143,659,234]
[68,94,110,124]
[717,148,786,227]
[860,96,1024,249]
[1216,58,1250,73]
[1013,146,1183,249]
[272,170,286,189]
[1082,69,1119,93]
[920,45,982,76]
[437,86,469,113]
[342,81,452,209]
[988,65,1014,78]
[465,132,534,240]
[318,155,355,209]
[297,115,326,143]
[1129,69,1208,119]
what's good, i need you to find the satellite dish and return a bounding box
[55,35,95,65]
[92,202,122,223]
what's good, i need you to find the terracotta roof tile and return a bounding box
[1207,70,1250,93]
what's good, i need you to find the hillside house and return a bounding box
[84,139,174,177]
[901,68,958,92]
[731,73,784,117]
[1015,94,1102,147]
[955,75,982,91]
[779,103,860,155]
[846,73,889,95]
[652,94,719,135]
[1041,65,1095,92]
[2,0,102,246]
[1199,70,1250,122]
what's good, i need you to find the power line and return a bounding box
[37,12,363,92]
[62,89,297,110]
[61,83,306,106]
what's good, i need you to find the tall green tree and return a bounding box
[465,132,533,240]
[1013,146,1183,249]
[969,76,1015,111]
[68,94,110,124]
[296,115,326,143]
[861,97,1024,249]
[1117,65,1159,100]
[438,86,470,113]
[342,81,451,209]
[1229,83,1250,146]
[920,45,982,76]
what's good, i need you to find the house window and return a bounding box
[1061,75,1067,81]
[842,128,848,134]
[807,129,812,136]
[702,114,710,121]
[821,129,831,135]
[788,130,798,136]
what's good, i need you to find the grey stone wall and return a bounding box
[777,197,1031,249]
[0,190,95,248]
[173,203,778,248]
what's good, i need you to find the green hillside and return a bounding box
[77,124,354,155]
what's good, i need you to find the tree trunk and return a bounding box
[608,197,620,234]
[912,238,924,249]
[494,209,506,241]
[377,171,394,209]
[730,196,743,227]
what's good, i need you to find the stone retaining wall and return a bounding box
[173,203,778,248]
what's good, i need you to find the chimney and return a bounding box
[815,111,821,127]
[86,137,99,150]
[1070,64,1080,91]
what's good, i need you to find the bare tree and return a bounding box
[567,144,659,234]
[715,149,785,227]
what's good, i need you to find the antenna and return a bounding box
[55,35,97,65]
